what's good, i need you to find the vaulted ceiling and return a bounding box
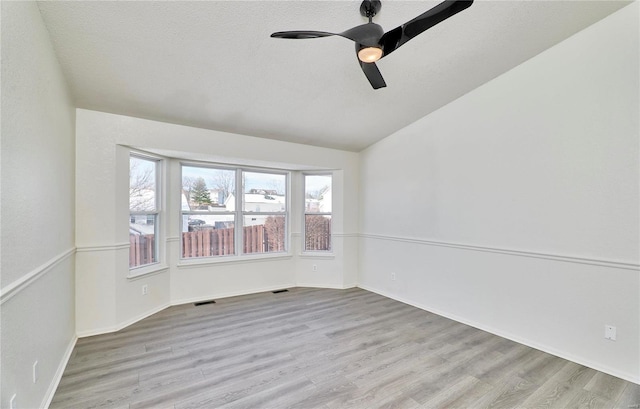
[37,1,630,151]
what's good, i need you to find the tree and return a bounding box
[191,177,212,207]
[305,215,331,251]
[267,179,285,196]
[264,216,285,251]
[306,185,329,200]
[129,158,156,211]
[181,176,196,210]
[212,171,234,204]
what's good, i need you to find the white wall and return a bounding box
[75,109,359,336]
[0,2,77,408]
[359,2,639,383]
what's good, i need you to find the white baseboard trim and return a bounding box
[42,335,77,408]
[76,303,170,338]
[77,285,300,337]
[79,284,354,338]
[170,283,298,307]
[358,284,640,385]
[296,283,352,290]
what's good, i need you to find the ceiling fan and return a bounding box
[271,0,474,89]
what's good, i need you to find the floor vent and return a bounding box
[194,300,216,306]
[272,289,289,294]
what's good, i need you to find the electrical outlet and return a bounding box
[33,360,38,383]
[605,325,617,341]
[391,272,396,281]
[9,394,16,409]
[312,264,318,272]
[142,284,148,295]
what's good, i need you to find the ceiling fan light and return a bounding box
[358,47,383,63]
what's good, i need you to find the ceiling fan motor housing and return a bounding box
[360,0,382,18]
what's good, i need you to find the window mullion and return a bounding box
[236,168,243,255]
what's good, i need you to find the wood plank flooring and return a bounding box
[51,288,640,409]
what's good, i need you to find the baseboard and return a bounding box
[77,284,303,337]
[42,334,77,408]
[170,283,297,307]
[76,303,170,338]
[358,284,640,385]
[295,283,353,290]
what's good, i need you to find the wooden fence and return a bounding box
[305,216,331,251]
[182,225,283,258]
[129,234,155,267]
[130,218,331,267]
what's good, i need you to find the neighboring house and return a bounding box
[130,189,157,235]
[129,216,155,235]
[225,192,286,213]
[306,186,332,213]
[208,188,224,205]
[178,190,285,231]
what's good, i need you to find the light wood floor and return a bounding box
[51,287,639,409]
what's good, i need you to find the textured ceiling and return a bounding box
[37,0,630,151]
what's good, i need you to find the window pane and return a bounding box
[182,166,235,211]
[243,172,286,212]
[130,156,157,211]
[305,215,332,251]
[182,215,236,258]
[243,215,285,254]
[129,214,157,267]
[305,175,332,213]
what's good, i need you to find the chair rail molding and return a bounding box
[75,242,130,252]
[0,247,76,304]
[359,233,639,271]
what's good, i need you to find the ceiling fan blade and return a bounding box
[271,31,336,39]
[358,60,386,89]
[379,0,473,58]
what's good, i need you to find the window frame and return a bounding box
[180,162,238,259]
[179,162,290,262]
[129,153,162,270]
[303,172,333,254]
[241,169,289,256]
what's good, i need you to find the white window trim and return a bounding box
[129,152,163,271]
[180,162,237,260]
[177,252,293,268]
[241,168,289,256]
[127,263,169,279]
[302,172,333,255]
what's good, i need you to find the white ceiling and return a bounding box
[37,0,630,151]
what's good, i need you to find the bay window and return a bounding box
[180,164,288,260]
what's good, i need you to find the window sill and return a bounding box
[177,252,293,268]
[299,252,335,259]
[127,263,169,280]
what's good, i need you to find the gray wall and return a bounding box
[1,2,77,407]
[358,3,639,383]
